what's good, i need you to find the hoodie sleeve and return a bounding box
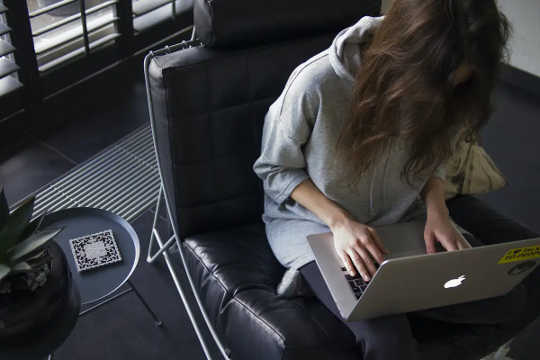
[253,70,318,206]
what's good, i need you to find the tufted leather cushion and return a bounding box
[193,0,381,48]
[148,33,336,239]
[182,223,360,359]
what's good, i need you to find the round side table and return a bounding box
[41,207,162,359]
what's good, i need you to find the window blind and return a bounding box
[28,0,120,72]
[0,0,22,97]
[132,0,189,34]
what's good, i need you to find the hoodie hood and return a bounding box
[329,16,385,83]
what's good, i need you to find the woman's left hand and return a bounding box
[424,212,466,253]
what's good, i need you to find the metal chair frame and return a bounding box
[144,27,233,360]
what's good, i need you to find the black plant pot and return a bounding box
[0,242,81,359]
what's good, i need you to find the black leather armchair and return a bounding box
[145,1,539,359]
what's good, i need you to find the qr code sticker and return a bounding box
[69,229,123,272]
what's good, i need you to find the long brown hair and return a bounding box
[335,0,510,186]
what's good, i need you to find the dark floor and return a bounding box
[0,71,539,359]
[53,208,211,359]
[0,65,150,206]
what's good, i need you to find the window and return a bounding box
[132,0,190,33]
[0,0,22,97]
[0,0,193,123]
[27,0,120,72]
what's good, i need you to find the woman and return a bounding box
[252,0,538,359]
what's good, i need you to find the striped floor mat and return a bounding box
[32,126,160,222]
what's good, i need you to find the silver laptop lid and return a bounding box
[349,237,540,320]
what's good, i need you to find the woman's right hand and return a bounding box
[288,179,388,281]
[330,218,388,282]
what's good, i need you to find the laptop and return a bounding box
[306,220,540,321]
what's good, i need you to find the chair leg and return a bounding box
[145,49,232,360]
[149,217,217,359]
[147,185,177,264]
[128,280,163,327]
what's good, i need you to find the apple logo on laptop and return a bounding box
[444,275,466,289]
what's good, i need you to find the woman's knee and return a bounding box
[348,315,418,360]
[491,283,529,324]
[361,331,417,359]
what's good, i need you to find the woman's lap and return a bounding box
[288,198,540,358]
[298,228,539,359]
[265,218,330,269]
[299,260,419,360]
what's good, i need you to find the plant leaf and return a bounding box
[19,214,46,244]
[0,196,36,254]
[12,261,32,272]
[23,249,46,262]
[0,264,10,281]
[8,228,62,262]
[0,186,8,230]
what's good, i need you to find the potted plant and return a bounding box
[0,186,78,356]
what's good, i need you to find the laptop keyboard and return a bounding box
[340,267,370,299]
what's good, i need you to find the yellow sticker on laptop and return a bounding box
[498,245,540,264]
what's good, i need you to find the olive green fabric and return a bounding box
[444,137,507,199]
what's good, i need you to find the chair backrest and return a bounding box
[148,0,381,239]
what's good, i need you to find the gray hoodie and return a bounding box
[253,16,466,277]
